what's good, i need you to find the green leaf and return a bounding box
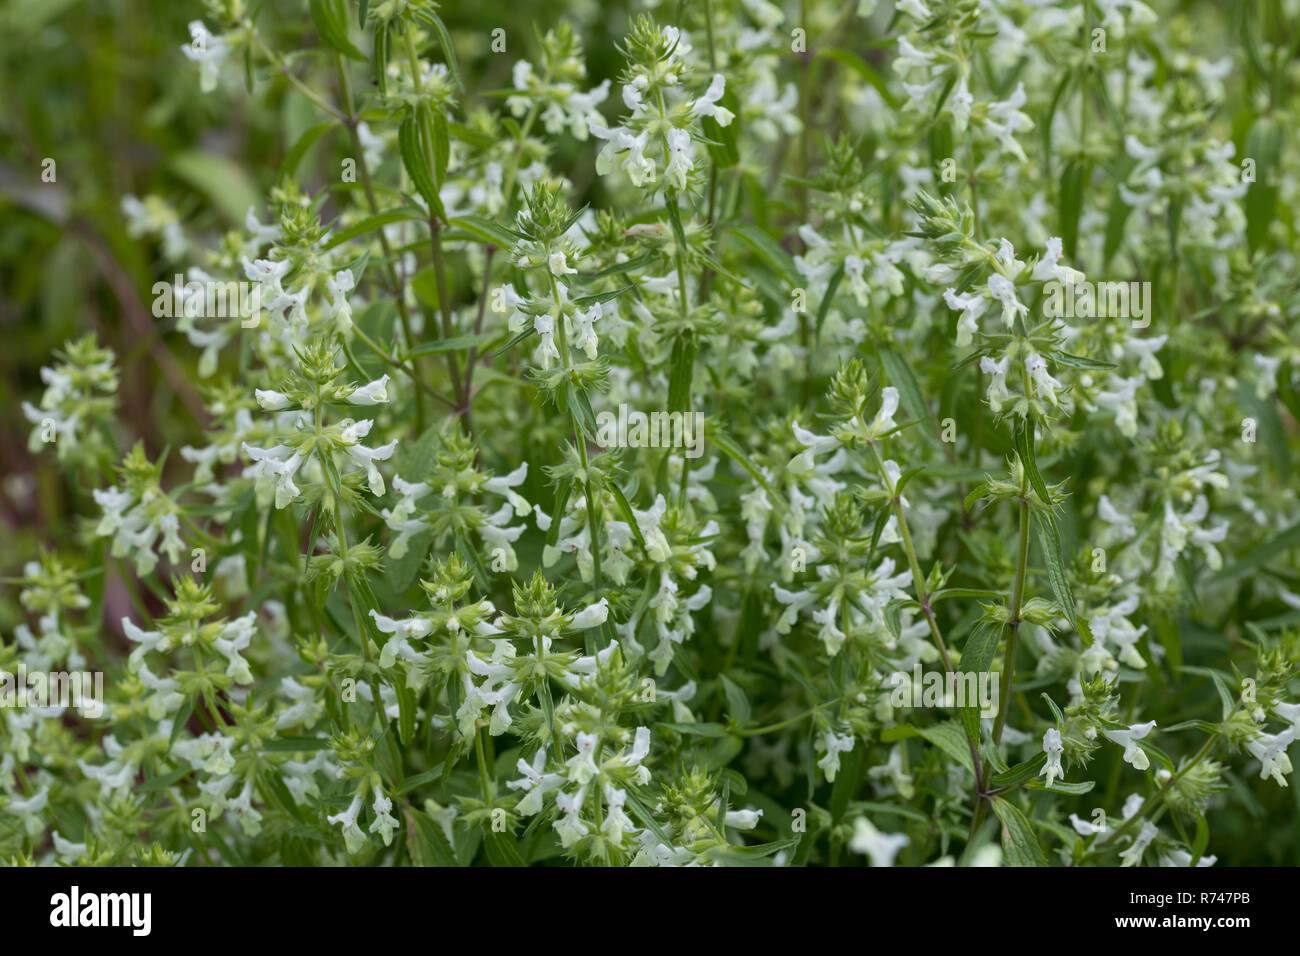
[710,430,779,500]
[879,345,929,427]
[406,332,494,357]
[447,214,517,249]
[814,263,844,344]
[428,108,450,185]
[139,767,193,792]
[1059,160,1087,261]
[396,680,416,745]
[606,480,648,552]
[1033,510,1077,631]
[719,674,752,724]
[1244,117,1282,252]
[726,223,800,289]
[482,830,527,867]
[661,721,729,738]
[1213,522,1300,580]
[281,121,337,178]
[168,151,260,225]
[1014,416,1050,506]
[959,620,1001,741]
[816,48,898,109]
[990,753,1047,789]
[545,480,573,548]
[1101,182,1133,265]
[490,326,534,358]
[396,763,446,795]
[309,0,366,60]
[917,721,974,775]
[667,336,696,413]
[1026,778,1094,795]
[399,114,445,220]
[262,736,331,752]
[374,21,389,96]
[415,9,464,92]
[991,797,1047,866]
[1236,379,1290,480]
[930,587,1003,604]
[169,695,195,748]
[412,811,459,866]
[829,745,864,825]
[1191,812,1210,865]
[323,207,424,249]
[1048,350,1116,371]
[702,86,741,168]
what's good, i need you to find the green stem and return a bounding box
[333,52,427,430]
[994,474,1031,746]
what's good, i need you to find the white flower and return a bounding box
[534,313,561,368]
[690,74,734,125]
[573,304,602,359]
[484,462,530,516]
[340,420,397,496]
[897,0,931,20]
[943,289,987,347]
[818,730,855,781]
[255,389,292,411]
[1102,720,1156,770]
[1119,820,1159,866]
[327,794,367,854]
[849,816,910,866]
[554,787,589,847]
[1069,812,1108,836]
[548,250,576,276]
[1126,335,1167,381]
[865,386,900,439]
[569,599,610,631]
[1040,728,1064,787]
[181,21,228,92]
[724,808,763,830]
[325,269,356,333]
[665,127,693,190]
[1246,728,1295,787]
[987,273,1028,326]
[591,125,655,186]
[1030,236,1084,285]
[1025,353,1065,407]
[980,355,1011,413]
[347,375,391,406]
[1094,376,1141,437]
[508,749,564,815]
[369,792,399,845]
[950,76,973,130]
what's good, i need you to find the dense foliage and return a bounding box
[3,0,1299,866]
